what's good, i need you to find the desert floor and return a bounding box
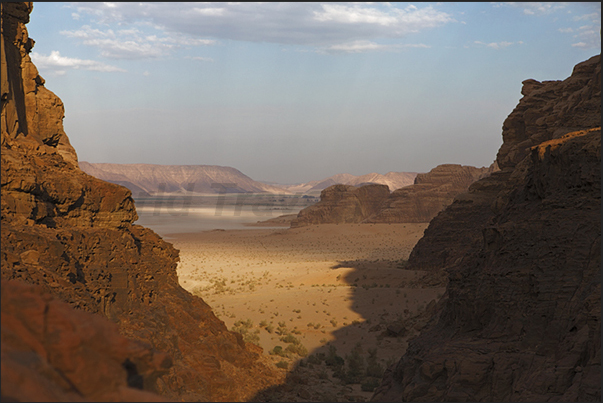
[169,223,445,401]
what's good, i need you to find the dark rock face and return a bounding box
[373,55,601,402]
[290,183,391,227]
[1,3,280,401]
[365,164,495,224]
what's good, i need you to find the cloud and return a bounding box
[186,56,215,62]
[30,50,126,74]
[570,24,601,49]
[473,40,523,49]
[319,40,429,54]
[573,12,600,22]
[66,2,454,49]
[60,25,215,60]
[492,2,570,16]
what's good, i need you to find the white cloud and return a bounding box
[187,56,215,62]
[319,40,430,54]
[573,12,600,21]
[66,2,453,49]
[570,24,601,49]
[60,25,215,60]
[473,40,522,49]
[30,50,126,74]
[558,27,574,33]
[493,2,570,16]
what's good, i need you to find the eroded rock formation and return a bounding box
[373,55,601,401]
[290,183,391,227]
[365,163,495,224]
[1,3,281,401]
[291,164,494,227]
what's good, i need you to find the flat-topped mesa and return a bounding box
[373,55,601,402]
[290,183,390,227]
[365,163,495,224]
[1,3,281,401]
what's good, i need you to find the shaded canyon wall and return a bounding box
[373,54,601,402]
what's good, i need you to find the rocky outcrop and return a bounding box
[1,280,170,402]
[373,55,601,401]
[365,163,495,223]
[79,161,289,195]
[291,164,493,227]
[290,183,390,227]
[1,3,281,401]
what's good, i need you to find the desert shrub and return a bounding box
[343,343,365,384]
[361,377,381,392]
[285,343,308,357]
[259,320,268,328]
[330,319,338,327]
[270,346,286,357]
[276,360,288,369]
[365,348,384,378]
[243,331,260,345]
[280,334,300,344]
[325,345,345,368]
[307,352,325,365]
[265,324,274,333]
[317,370,329,380]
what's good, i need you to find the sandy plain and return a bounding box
[169,222,445,400]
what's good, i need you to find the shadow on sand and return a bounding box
[251,258,445,402]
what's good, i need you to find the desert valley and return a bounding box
[1,2,601,403]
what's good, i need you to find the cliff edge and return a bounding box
[373,55,601,401]
[1,3,281,401]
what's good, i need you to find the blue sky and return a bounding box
[28,2,601,184]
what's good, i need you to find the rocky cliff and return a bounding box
[1,3,281,401]
[365,163,495,224]
[291,164,493,227]
[373,55,601,401]
[290,183,391,227]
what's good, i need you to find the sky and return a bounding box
[27,2,601,184]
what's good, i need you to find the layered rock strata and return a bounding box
[1,3,280,401]
[290,183,390,227]
[365,163,495,224]
[373,55,601,401]
[291,164,493,227]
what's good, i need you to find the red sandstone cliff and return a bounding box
[291,164,494,227]
[365,163,495,224]
[1,3,281,401]
[373,55,601,401]
[290,183,391,227]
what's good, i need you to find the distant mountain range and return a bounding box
[78,162,287,196]
[79,162,419,196]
